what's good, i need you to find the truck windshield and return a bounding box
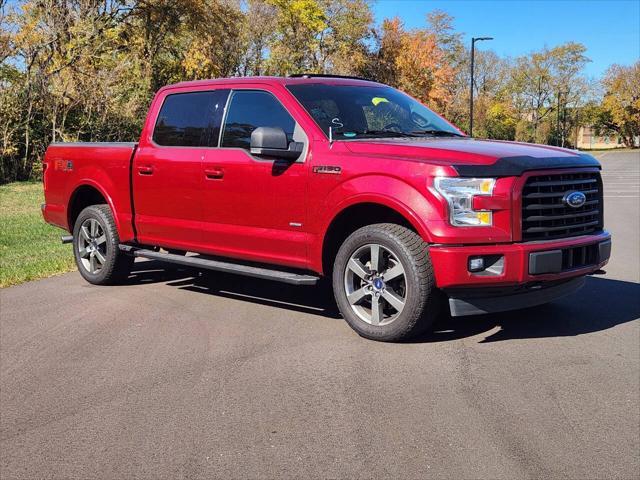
[286,84,464,140]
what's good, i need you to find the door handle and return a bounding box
[204,168,224,180]
[137,165,154,175]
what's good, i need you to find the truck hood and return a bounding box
[343,137,600,176]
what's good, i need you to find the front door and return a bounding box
[200,89,309,269]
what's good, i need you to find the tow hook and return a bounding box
[590,269,607,275]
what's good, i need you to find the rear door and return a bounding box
[133,89,229,250]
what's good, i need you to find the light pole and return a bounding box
[557,90,568,147]
[469,36,493,137]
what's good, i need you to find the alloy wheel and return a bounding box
[343,243,407,326]
[77,218,107,274]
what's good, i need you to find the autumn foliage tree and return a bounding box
[363,16,455,111]
[0,1,636,183]
[594,62,640,147]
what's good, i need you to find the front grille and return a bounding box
[521,171,603,241]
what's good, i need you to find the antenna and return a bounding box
[329,126,333,147]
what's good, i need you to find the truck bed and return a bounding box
[42,142,138,242]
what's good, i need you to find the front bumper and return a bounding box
[429,230,612,289]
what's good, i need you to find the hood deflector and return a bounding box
[452,153,601,177]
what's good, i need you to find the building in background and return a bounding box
[576,126,626,150]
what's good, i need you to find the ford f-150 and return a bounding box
[42,74,611,341]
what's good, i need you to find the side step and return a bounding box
[119,246,319,286]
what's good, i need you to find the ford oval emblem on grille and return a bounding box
[563,191,587,208]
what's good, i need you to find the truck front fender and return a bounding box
[309,175,442,273]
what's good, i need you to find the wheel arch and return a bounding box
[320,200,427,276]
[67,182,115,232]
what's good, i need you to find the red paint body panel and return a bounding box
[42,76,610,292]
[42,142,137,242]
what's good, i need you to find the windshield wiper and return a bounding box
[358,130,421,138]
[409,129,465,137]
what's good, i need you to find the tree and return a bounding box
[361,17,403,85]
[239,0,279,76]
[469,51,514,138]
[507,42,590,144]
[595,62,640,147]
[363,15,456,110]
[314,0,372,75]
[395,27,455,110]
[2,0,142,180]
[264,0,372,75]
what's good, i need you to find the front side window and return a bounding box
[153,90,229,147]
[221,90,296,149]
[286,84,463,140]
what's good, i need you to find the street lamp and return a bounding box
[557,90,569,147]
[469,36,493,137]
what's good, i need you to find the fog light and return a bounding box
[468,255,505,275]
[468,257,485,272]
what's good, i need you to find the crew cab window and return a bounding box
[221,90,296,149]
[153,90,229,147]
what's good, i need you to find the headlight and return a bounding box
[434,177,496,227]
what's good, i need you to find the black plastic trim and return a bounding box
[447,277,585,316]
[529,249,563,274]
[453,153,601,177]
[598,239,612,263]
[287,73,373,82]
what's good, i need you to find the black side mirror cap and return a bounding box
[250,127,303,160]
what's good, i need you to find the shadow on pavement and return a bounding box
[421,276,640,343]
[126,260,640,343]
[127,259,341,319]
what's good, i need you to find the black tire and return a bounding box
[72,204,134,285]
[332,223,440,342]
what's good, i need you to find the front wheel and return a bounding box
[333,223,441,341]
[72,204,134,285]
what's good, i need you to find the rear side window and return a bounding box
[221,90,296,149]
[153,90,229,147]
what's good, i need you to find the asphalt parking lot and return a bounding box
[1,150,638,479]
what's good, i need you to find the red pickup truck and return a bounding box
[42,75,611,341]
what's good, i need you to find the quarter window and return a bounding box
[221,90,296,149]
[153,90,229,147]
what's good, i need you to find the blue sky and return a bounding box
[373,0,640,78]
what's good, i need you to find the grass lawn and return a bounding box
[0,182,75,288]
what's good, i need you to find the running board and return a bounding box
[119,246,319,286]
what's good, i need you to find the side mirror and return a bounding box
[250,127,303,160]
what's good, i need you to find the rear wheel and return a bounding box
[73,204,133,285]
[333,223,440,341]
